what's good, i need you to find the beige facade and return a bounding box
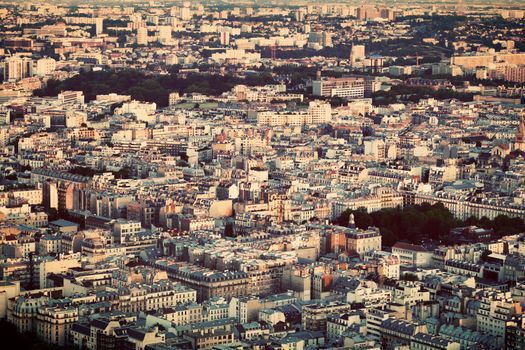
[36,304,78,346]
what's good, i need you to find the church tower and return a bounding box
[348,213,356,229]
[515,115,525,152]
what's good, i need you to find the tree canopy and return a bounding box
[35,70,276,107]
[335,203,525,246]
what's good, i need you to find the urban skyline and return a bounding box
[0,1,525,350]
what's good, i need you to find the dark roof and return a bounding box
[381,318,418,335]
[333,277,361,293]
[393,242,428,252]
[413,332,453,348]
[91,318,110,330]
[49,219,79,227]
[127,328,147,341]
[71,323,90,336]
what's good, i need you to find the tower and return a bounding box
[136,27,148,46]
[348,213,356,229]
[95,17,103,36]
[515,115,525,152]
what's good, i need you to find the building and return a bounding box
[136,27,148,45]
[3,56,33,82]
[302,302,351,332]
[112,219,142,243]
[34,58,56,77]
[49,219,79,233]
[350,45,366,67]
[157,262,249,302]
[312,77,365,98]
[345,222,382,257]
[504,64,525,83]
[410,333,461,350]
[477,291,522,347]
[183,329,234,350]
[392,242,433,268]
[36,302,78,346]
[253,101,331,126]
[451,52,525,71]
[515,115,525,152]
[380,318,427,348]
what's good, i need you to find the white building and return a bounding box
[3,56,33,82]
[477,290,521,348]
[136,27,148,45]
[34,58,56,77]
[392,242,433,268]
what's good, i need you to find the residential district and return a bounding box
[1,1,525,350]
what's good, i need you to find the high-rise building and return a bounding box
[322,31,333,47]
[295,8,307,21]
[136,27,148,45]
[94,17,103,35]
[357,5,380,20]
[505,65,525,83]
[308,101,332,124]
[220,31,230,46]
[312,77,366,98]
[64,17,103,35]
[350,45,366,67]
[180,6,192,21]
[0,107,11,125]
[35,57,56,77]
[308,31,333,49]
[157,25,172,44]
[364,138,387,161]
[3,56,33,82]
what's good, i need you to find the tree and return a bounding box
[335,202,525,247]
[47,208,59,221]
[402,274,419,281]
[34,70,278,108]
[353,209,374,229]
[224,223,235,237]
[362,126,374,137]
[480,250,493,262]
[330,96,346,107]
[465,216,479,226]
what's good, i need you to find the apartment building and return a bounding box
[477,291,522,347]
[312,77,365,98]
[183,329,234,350]
[302,301,351,332]
[36,303,78,346]
[158,262,250,302]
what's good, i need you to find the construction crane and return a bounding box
[270,44,278,60]
[407,52,423,66]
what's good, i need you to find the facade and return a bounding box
[36,303,78,346]
[392,243,433,268]
[345,227,382,257]
[477,291,522,347]
[302,302,351,332]
[183,330,234,350]
[3,56,33,82]
[312,77,366,98]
